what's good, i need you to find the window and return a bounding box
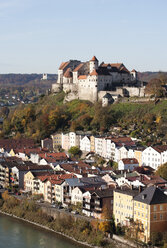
[160,214,163,220]
[160,205,163,211]
[154,206,157,211]
[153,214,157,220]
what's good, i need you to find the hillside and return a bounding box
[1,91,167,145]
[0,74,57,86]
[138,71,167,82]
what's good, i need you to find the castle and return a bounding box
[52,56,145,103]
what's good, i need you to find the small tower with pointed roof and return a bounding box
[89,56,98,74]
[130,69,138,81]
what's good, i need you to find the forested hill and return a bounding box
[0,74,57,86]
[1,91,167,146]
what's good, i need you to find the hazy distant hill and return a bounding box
[0,74,57,86]
[138,71,167,82]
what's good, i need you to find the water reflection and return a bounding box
[0,215,81,248]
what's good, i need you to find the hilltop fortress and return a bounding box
[52,56,146,103]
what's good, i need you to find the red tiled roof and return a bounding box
[110,137,136,147]
[59,61,70,70]
[101,63,129,73]
[0,139,36,151]
[142,175,167,186]
[153,145,167,153]
[90,70,98,76]
[73,63,84,72]
[90,56,98,62]
[78,75,87,79]
[122,158,139,164]
[63,68,72,78]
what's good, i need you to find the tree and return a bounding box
[99,205,115,235]
[126,218,144,241]
[145,78,165,97]
[68,146,81,157]
[2,190,10,201]
[156,163,167,180]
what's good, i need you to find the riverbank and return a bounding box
[0,194,139,248]
[0,210,96,248]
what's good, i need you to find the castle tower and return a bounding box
[130,69,138,81]
[89,56,98,73]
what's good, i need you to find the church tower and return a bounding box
[89,56,98,73]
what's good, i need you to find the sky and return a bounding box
[0,0,167,73]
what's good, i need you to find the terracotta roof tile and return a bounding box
[59,61,70,70]
[122,158,139,164]
[63,68,72,78]
[90,56,98,61]
[90,70,98,76]
[78,75,87,79]
[73,63,84,72]
[153,145,167,153]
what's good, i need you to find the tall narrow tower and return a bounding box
[89,56,98,73]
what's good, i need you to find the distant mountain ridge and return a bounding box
[138,71,167,82]
[0,72,166,86]
[0,74,58,86]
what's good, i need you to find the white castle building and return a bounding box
[52,56,145,103]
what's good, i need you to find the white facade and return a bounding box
[94,137,104,156]
[71,187,84,205]
[80,136,91,152]
[142,147,161,170]
[82,191,92,217]
[118,159,139,171]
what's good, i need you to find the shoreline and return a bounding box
[0,210,99,248]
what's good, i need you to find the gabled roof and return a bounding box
[73,63,84,72]
[134,186,167,205]
[114,187,139,197]
[153,145,167,153]
[90,56,98,62]
[141,175,167,186]
[63,68,72,78]
[110,137,136,148]
[90,70,98,76]
[59,61,70,70]
[122,158,139,164]
[91,188,114,198]
[65,178,84,187]
[78,75,87,80]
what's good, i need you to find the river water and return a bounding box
[0,214,83,248]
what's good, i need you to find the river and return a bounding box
[0,214,83,248]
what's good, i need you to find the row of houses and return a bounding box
[50,132,167,170]
[0,138,167,243]
[23,165,167,243]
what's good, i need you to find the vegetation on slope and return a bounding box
[1,90,167,145]
[0,192,116,248]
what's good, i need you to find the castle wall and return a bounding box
[78,77,97,103]
[98,75,113,91]
[63,83,78,94]
[52,83,61,93]
[125,86,145,97]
